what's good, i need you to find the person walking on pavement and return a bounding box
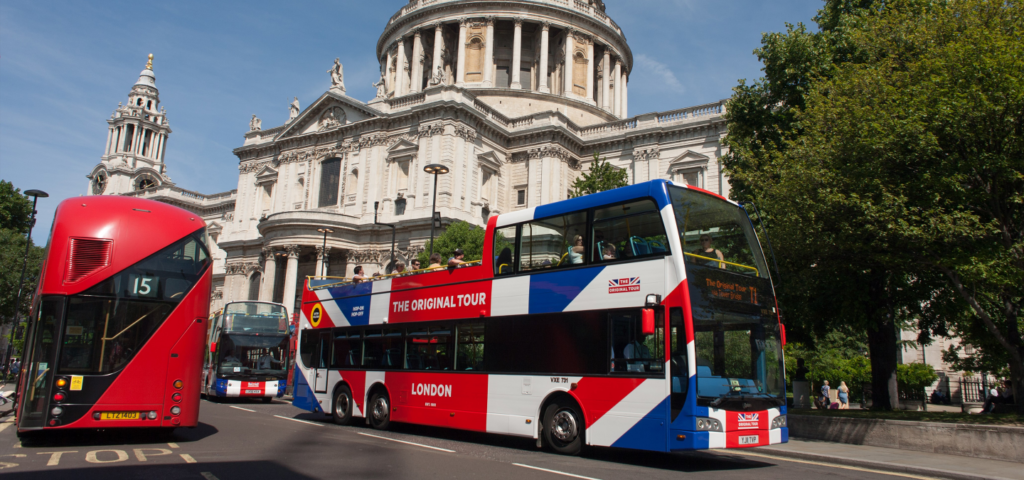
[819,380,831,409]
[838,381,850,409]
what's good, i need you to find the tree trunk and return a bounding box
[867,269,900,410]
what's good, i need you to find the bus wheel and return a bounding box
[332,385,354,425]
[369,392,391,430]
[543,401,583,455]
[262,397,273,404]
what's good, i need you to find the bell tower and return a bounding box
[87,54,174,195]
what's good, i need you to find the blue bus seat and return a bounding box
[630,236,651,256]
[650,240,667,253]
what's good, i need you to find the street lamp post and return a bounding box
[316,228,334,276]
[4,189,48,383]
[373,202,396,273]
[423,164,449,257]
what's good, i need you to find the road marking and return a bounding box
[273,415,324,427]
[134,448,172,461]
[0,423,9,433]
[167,442,180,449]
[200,472,219,480]
[512,463,601,480]
[356,432,456,453]
[229,406,255,413]
[38,451,78,466]
[85,450,128,464]
[725,450,935,480]
[180,453,197,464]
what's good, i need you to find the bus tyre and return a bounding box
[369,392,391,430]
[543,401,584,456]
[332,386,354,425]
[262,397,273,404]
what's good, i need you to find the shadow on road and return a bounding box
[15,421,219,448]
[0,460,315,480]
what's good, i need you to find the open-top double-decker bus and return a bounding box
[292,179,786,454]
[202,301,290,402]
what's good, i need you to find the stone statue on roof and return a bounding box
[328,58,346,93]
[373,75,387,98]
[250,114,262,132]
[289,97,300,120]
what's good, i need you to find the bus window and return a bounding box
[493,226,516,276]
[455,323,484,371]
[670,307,688,421]
[519,212,586,272]
[406,325,453,370]
[609,310,664,375]
[363,328,403,370]
[331,330,361,368]
[592,199,668,263]
[299,329,317,369]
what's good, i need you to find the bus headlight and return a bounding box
[51,407,63,416]
[170,406,181,415]
[148,411,158,420]
[771,415,787,429]
[695,417,722,432]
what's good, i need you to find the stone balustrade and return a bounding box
[387,0,624,37]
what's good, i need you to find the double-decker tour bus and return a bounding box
[292,179,786,454]
[202,301,290,402]
[15,196,211,437]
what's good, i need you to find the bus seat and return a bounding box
[346,350,358,366]
[630,236,651,256]
[383,348,401,367]
[595,241,606,262]
[556,252,568,267]
[406,354,422,370]
[697,366,714,377]
[650,240,667,253]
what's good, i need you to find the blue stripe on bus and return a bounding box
[531,180,673,221]
[528,265,604,314]
[611,396,670,452]
[327,281,373,299]
[331,294,374,326]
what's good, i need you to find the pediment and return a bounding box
[275,91,382,141]
[255,165,279,183]
[477,150,502,171]
[387,138,419,159]
[669,150,711,169]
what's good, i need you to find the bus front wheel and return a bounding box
[369,392,391,430]
[542,400,583,455]
[333,385,354,425]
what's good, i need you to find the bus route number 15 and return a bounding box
[128,274,159,298]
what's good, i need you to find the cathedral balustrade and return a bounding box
[388,0,621,37]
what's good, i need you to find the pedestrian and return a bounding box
[838,381,850,409]
[982,384,1000,413]
[821,380,831,403]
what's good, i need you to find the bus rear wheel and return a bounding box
[369,392,391,430]
[543,400,584,455]
[261,397,273,404]
[332,385,354,425]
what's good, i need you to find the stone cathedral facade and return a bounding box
[86,0,731,318]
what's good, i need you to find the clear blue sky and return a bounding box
[0,0,822,240]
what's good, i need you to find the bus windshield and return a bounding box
[222,303,288,334]
[669,186,784,410]
[217,334,290,378]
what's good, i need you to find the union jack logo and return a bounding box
[737,413,759,422]
[609,277,640,287]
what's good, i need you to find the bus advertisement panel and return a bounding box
[291,179,786,455]
[15,196,211,436]
[202,301,290,401]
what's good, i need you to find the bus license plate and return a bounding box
[739,435,759,445]
[245,389,262,394]
[100,411,139,420]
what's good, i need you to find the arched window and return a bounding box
[247,272,261,301]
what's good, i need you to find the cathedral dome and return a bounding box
[375,0,631,125]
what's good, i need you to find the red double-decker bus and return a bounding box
[15,196,211,437]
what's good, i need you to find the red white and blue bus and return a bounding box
[293,179,786,454]
[15,196,211,437]
[202,301,290,402]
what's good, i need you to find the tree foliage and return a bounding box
[570,152,628,198]
[418,221,488,266]
[0,181,46,326]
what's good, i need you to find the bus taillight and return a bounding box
[173,379,183,389]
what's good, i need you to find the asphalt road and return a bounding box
[0,398,935,480]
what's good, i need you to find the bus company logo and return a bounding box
[310,304,323,327]
[411,383,452,397]
[608,277,641,293]
[736,412,759,430]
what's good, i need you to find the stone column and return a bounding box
[385,49,394,94]
[159,135,168,163]
[538,22,550,93]
[411,30,423,93]
[432,23,444,85]
[281,245,301,316]
[564,30,574,97]
[586,38,595,102]
[602,49,611,111]
[315,246,332,277]
[511,17,524,89]
[483,17,495,87]
[105,127,114,155]
[396,36,407,96]
[613,58,622,118]
[456,18,468,86]
[622,72,629,118]
[259,246,277,302]
[132,124,142,154]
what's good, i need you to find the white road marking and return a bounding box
[273,415,324,427]
[356,432,456,453]
[180,453,197,464]
[229,406,256,413]
[200,472,219,480]
[167,442,180,449]
[0,423,9,433]
[724,450,936,479]
[512,463,602,480]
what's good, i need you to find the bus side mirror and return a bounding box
[780,324,786,347]
[210,343,217,353]
[641,308,655,336]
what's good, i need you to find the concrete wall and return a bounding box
[789,414,1024,464]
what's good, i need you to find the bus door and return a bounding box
[312,330,331,394]
[17,297,65,430]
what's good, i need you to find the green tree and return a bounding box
[0,180,34,232]
[0,180,46,355]
[570,152,628,198]
[418,221,489,266]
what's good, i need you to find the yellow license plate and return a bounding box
[100,411,140,420]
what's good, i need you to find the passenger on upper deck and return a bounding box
[352,265,367,282]
[569,235,585,264]
[410,259,421,271]
[602,243,617,261]
[448,248,466,268]
[427,253,443,270]
[394,261,406,274]
[697,234,725,269]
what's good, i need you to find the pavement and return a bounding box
[0,386,1018,480]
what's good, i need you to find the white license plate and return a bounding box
[739,435,759,445]
[244,389,262,394]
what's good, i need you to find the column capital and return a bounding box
[513,17,524,27]
[458,17,469,27]
[285,244,301,258]
[316,245,332,259]
[540,21,550,32]
[485,16,495,26]
[262,245,275,258]
[413,29,422,39]
[615,57,623,66]
[396,34,406,44]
